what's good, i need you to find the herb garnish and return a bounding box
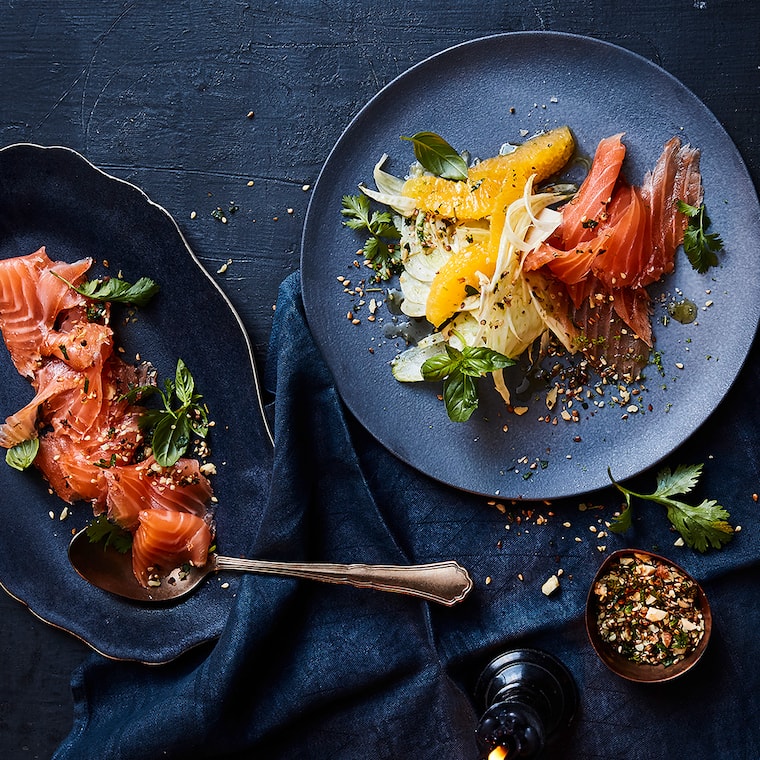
[677,200,724,273]
[341,194,402,279]
[421,335,513,422]
[54,272,159,307]
[400,131,469,181]
[127,359,209,468]
[608,464,734,551]
[5,438,39,471]
[85,513,133,554]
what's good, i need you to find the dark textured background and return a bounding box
[1,1,758,757]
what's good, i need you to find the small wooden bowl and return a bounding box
[585,549,712,683]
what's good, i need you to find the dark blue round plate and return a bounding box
[301,31,760,501]
[0,144,273,662]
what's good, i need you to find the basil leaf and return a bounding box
[443,369,479,422]
[188,405,210,438]
[421,352,457,382]
[6,438,39,471]
[400,131,469,181]
[460,346,514,376]
[174,359,195,405]
[120,384,157,404]
[151,412,191,467]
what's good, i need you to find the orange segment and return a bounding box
[403,125,575,220]
[425,241,493,326]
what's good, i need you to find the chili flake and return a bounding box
[592,552,705,667]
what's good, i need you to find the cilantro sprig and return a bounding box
[400,131,469,181]
[126,359,209,467]
[608,464,734,552]
[677,200,724,273]
[341,194,401,280]
[85,513,133,554]
[53,271,159,307]
[421,336,514,422]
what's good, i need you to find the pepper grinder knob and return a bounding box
[475,648,578,759]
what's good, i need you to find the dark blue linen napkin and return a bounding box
[54,272,760,759]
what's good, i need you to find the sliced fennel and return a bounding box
[359,155,417,216]
[390,333,447,381]
[467,177,574,406]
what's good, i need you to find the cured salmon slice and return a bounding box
[104,456,213,530]
[131,508,212,587]
[638,136,703,286]
[42,308,114,371]
[590,184,649,290]
[571,283,652,378]
[35,435,110,505]
[0,360,82,447]
[553,133,627,248]
[0,247,94,378]
[32,388,145,506]
[523,134,703,352]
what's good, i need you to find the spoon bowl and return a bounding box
[68,528,474,606]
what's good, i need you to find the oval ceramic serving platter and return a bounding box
[0,143,273,663]
[301,32,760,501]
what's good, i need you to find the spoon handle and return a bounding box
[214,556,473,606]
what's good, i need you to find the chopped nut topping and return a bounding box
[592,554,705,667]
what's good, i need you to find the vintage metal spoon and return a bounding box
[68,528,474,606]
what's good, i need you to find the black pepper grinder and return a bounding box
[475,648,578,759]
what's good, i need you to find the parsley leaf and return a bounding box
[54,272,160,307]
[5,438,39,471]
[421,337,513,422]
[341,194,401,280]
[608,464,734,552]
[400,131,469,181]
[677,200,724,274]
[85,513,133,554]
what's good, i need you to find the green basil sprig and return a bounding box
[129,359,209,467]
[421,337,513,422]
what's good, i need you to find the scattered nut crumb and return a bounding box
[541,575,560,596]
